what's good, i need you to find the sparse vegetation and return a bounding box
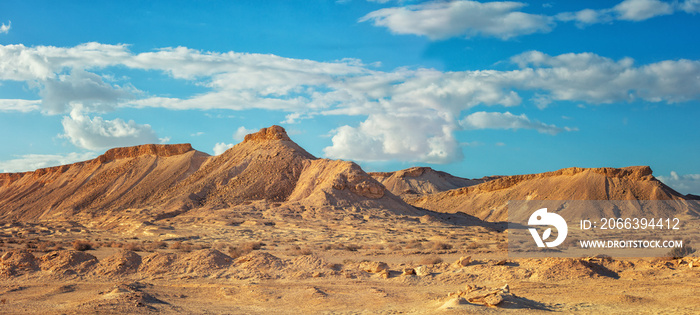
[288,245,313,256]
[123,242,142,252]
[667,245,696,259]
[344,244,361,252]
[429,241,452,251]
[419,255,443,265]
[72,240,93,251]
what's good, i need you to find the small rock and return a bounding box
[360,261,389,273]
[494,259,507,265]
[415,266,431,277]
[484,293,504,307]
[452,256,471,268]
[378,269,390,279]
[501,284,510,293]
[401,268,416,276]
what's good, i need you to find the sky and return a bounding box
[0,0,699,195]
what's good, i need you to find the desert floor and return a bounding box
[0,208,698,314]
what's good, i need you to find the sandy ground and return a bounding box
[0,210,698,314]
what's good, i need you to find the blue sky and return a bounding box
[0,0,699,194]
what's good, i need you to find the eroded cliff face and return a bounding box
[448,166,655,196]
[243,125,291,142]
[97,144,194,162]
[0,126,417,222]
[0,144,195,187]
[410,166,687,222]
[0,144,207,221]
[370,166,485,196]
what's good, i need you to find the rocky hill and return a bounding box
[0,126,416,223]
[409,166,696,221]
[370,166,485,197]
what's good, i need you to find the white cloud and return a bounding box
[40,69,134,114]
[212,142,234,155]
[557,0,674,26]
[359,0,553,40]
[324,112,462,164]
[0,21,10,34]
[510,51,700,105]
[1,42,700,163]
[681,0,700,13]
[657,171,700,196]
[613,0,673,21]
[60,109,159,151]
[0,42,130,82]
[460,111,571,135]
[0,152,97,173]
[361,0,685,39]
[0,99,41,112]
[233,126,256,141]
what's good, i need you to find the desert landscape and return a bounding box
[0,126,697,314]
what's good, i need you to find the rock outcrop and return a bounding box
[0,125,417,222]
[410,166,691,221]
[370,166,485,197]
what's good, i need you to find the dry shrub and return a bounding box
[153,241,168,249]
[344,244,361,252]
[464,242,479,249]
[179,242,193,252]
[406,240,423,249]
[72,240,93,251]
[36,241,59,252]
[288,245,313,256]
[123,242,142,251]
[386,243,402,251]
[227,241,264,258]
[419,255,443,265]
[368,244,384,251]
[429,241,452,251]
[318,244,332,251]
[668,245,696,259]
[240,241,263,251]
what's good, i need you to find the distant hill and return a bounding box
[408,166,697,222]
[369,167,486,197]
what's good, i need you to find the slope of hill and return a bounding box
[0,144,208,221]
[409,166,696,222]
[370,167,485,197]
[0,126,417,222]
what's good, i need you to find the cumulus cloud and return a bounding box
[613,0,673,21]
[40,69,134,114]
[212,142,234,155]
[324,112,462,164]
[557,0,674,26]
[681,0,700,13]
[657,171,700,195]
[0,99,41,112]
[0,151,97,173]
[460,111,571,135]
[2,42,700,163]
[60,109,159,151]
[359,1,553,40]
[233,126,256,141]
[0,21,10,34]
[362,0,686,39]
[510,51,700,105]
